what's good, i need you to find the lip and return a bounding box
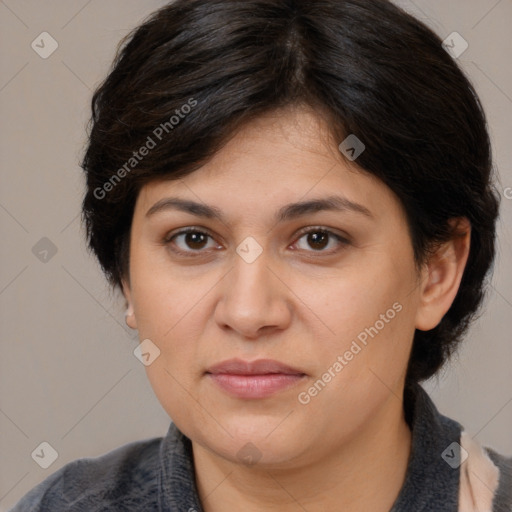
[206,358,306,399]
[207,358,305,376]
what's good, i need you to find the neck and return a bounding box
[193,392,413,512]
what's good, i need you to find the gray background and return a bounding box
[0,1,511,509]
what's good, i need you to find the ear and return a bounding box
[415,218,471,331]
[122,279,138,330]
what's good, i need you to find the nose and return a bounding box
[214,249,292,340]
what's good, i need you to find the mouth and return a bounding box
[205,358,307,399]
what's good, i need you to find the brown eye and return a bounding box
[166,228,220,256]
[293,228,350,254]
[182,231,209,250]
[306,232,329,250]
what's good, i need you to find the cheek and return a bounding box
[297,258,418,410]
[306,257,415,347]
[144,362,202,439]
[130,259,197,338]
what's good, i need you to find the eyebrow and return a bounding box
[145,195,373,223]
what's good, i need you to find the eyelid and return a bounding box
[163,226,222,257]
[164,226,217,243]
[293,225,352,244]
[290,226,351,256]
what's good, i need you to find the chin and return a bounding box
[198,418,309,466]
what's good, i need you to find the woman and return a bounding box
[10,0,511,510]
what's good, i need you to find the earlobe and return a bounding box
[121,280,138,330]
[125,303,137,330]
[415,218,471,331]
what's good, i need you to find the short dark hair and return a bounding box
[81,0,500,387]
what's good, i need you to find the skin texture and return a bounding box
[123,106,471,511]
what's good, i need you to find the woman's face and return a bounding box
[124,107,424,467]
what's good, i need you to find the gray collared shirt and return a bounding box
[9,384,512,511]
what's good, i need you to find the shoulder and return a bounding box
[8,436,163,512]
[458,431,512,512]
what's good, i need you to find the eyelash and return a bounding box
[163,226,351,258]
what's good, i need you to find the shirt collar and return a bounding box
[390,383,462,511]
[158,421,203,512]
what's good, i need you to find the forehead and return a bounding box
[134,107,406,226]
